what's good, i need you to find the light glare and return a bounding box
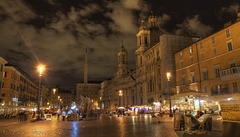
[38,64,45,76]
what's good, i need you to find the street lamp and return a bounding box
[119,90,123,106]
[166,72,173,117]
[53,88,56,94]
[52,88,56,108]
[37,64,45,120]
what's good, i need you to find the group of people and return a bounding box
[31,110,48,120]
[56,108,101,121]
[117,109,125,117]
[57,109,67,121]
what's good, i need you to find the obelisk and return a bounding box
[84,48,88,85]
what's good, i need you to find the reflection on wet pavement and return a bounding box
[0,114,178,137]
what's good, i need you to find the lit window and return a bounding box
[226,29,230,38]
[179,51,183,58]
[227,41,233,51]
[212,36,215,44]
[189,46,193,54]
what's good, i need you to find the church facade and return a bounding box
[100,13,197,109]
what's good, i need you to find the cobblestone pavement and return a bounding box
[0,114,178,137]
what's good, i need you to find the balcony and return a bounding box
[220,66,240,81]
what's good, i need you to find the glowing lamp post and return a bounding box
[52,88,56,108]
[37,64,45,120]
[119,90,123,106]
[166,72,173,117]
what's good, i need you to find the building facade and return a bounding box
[40,84,49,107]
[0,57,7,103]
[49,88,59,109]
[175,18,240,103]
[49,88,72,109]
[59,90,72,108]
[1,65,48,107]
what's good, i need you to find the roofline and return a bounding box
[175,20,240,54]
[0,57,8,64]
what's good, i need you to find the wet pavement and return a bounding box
[0,114,178,137]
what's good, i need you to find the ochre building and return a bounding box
[174,17,240,105]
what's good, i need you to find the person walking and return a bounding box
[57,109,61,120]
[62,110,66,121]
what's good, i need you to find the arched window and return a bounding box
[145,37,147,44]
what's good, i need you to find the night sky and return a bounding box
[0,0,239,89]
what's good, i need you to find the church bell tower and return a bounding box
[118,42,128,77]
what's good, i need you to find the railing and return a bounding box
[220,66,240,76]
[220,66,240,81]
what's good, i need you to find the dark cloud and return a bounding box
[218,3,239,21]
[8,49,31,60]
[175,15,213,37]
